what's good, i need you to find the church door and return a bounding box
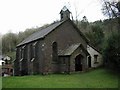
[88,56,91,68]
[75,54,83,71]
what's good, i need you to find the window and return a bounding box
[33,41,37,46]
[19,48,21,58]
[20,58,23,62]
[33,46,35,58]
[30,44,33,60]
[22,46,25,58]
[52,42,58,62]
[62,58,65,64]
[31,42,37,62]
[33,42,37,58]
[31,58,35,62]
[19,48,22,62]
[20,45,25,62]
[94,55,98,63]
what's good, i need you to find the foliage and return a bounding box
[102,0,120,18]
[2,68,118,88]
[1,12,119,72]
[103,32,120,71]
[85,25,104,50]
[17,28,38,43]
[2,24,50,61]
[2,32,17,54]
[101,0,120,72]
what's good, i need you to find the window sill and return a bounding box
[94,62,99,64]
[20,58,23,62]
[31,58,35,62]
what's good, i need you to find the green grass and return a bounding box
[0,65,2,89]
[2,68,118,88]
[0,77,2,90]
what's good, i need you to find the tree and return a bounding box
[103,32,120,71]
[101,0,120,72]
[102,0,119,18]
[85,25,104,50]
[2,23,50,62]
[102,0,120,30]
[2,32,18,54]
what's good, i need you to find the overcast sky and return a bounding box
[0,0,106,34]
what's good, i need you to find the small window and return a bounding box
[30,42,37,62]
[62,58,65,64]
[22,45,26,49]
[10,69,13,73]
[33,42,37,58]
[31,58,35,62]
[19,48,23,61]
[94,55,98,63]
[21,49,24,59]
[33,46,35,58]
[20,58,23,62]
[21,45,25,60]
[19,48,22,58]
[33,41,37,46]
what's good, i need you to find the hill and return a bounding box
[2,18,118,62]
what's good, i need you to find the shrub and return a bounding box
[103,32,120,72]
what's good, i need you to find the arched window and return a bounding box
[20,47,23,62]
[21,45,25,59]
[33,41,37,58]
[30,42,37,62]
[52,42,58,62]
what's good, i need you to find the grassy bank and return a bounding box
[2,68,118,88]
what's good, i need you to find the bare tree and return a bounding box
[102,0,119,18]
[102,0,120,34]
[73,1,79,26]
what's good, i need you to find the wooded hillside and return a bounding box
[1,18,118,62]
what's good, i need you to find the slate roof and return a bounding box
[17,20,65,47]
[59,43,81,56]
[17,19,89,47]
[59,43,89,56]
[88,44,102,54]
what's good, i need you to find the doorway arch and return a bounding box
[88,56,91,68]
[75,54,84,71]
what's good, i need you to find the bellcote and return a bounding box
[60,6,71,21]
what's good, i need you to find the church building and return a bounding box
[14,6,103,75]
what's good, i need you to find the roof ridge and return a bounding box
[17,20,65,47]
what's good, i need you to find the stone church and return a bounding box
[14,6,103,76]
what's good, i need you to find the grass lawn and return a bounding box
[2,68,119,88]
[0,76,1,90]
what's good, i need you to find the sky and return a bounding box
[0,0,106,34]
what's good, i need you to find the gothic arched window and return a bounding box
[52,42,58,62]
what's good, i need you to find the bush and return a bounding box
[103,32,120,72]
